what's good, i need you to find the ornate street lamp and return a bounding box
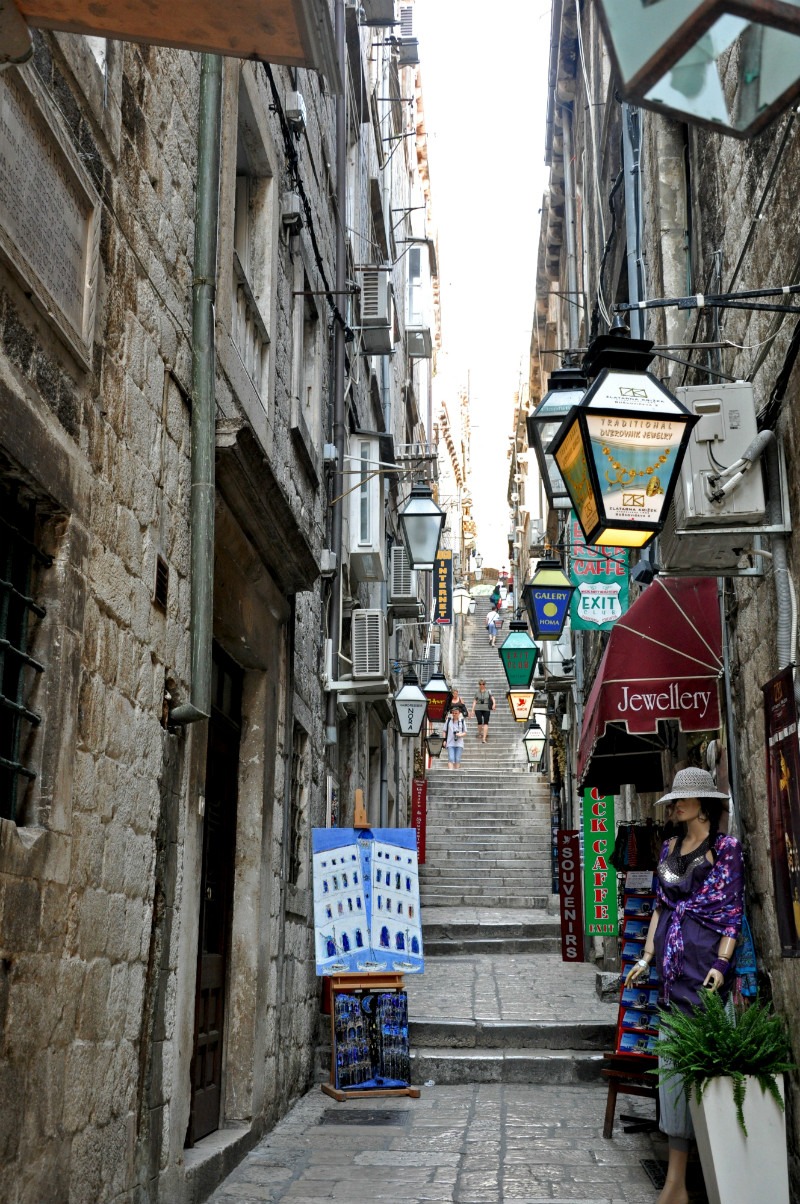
[526,363,588,510]
[507,690,536,723]
[498,618,539,689]
[523,718,547,765]
[423,669,452,722]
[398,482,446,571]
[596,0,800,138]
[475,552,483,568]
[425,731,444,758]
[548,322,698,549]
[393,669,428,737]
[522,558,576,641]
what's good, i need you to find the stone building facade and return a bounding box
[0,2,437,1200]
[531,0,800,1190]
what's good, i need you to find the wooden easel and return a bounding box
[320,792,420,1101]
[321,971,421,1101]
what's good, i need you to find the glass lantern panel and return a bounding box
[554,420,600,537]
[646,19,800,132]
[600,0,707,84]
[594,526,653,548]
[585,413,684,531]
[401,513,443,568]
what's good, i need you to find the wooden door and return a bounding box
[187,647,242,1146]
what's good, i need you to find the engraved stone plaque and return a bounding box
[0,65,100,366]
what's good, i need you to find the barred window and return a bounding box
[0,483,51,822]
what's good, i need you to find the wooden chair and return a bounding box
[601,1052,660,1138]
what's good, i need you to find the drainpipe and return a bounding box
[325,0,347,747]
[171,54,222,726]
[621,103,644,340]
[561,104,581,351]
[380,354,391,827]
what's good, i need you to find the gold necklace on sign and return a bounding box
[602,444,671,491]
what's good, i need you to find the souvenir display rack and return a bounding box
[321,972,421,1102]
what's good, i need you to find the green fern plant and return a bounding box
[654,992,796,1135]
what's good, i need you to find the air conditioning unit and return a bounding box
[406,326,432,358]
[389,544,419,613]
[398,5,419,65]
[359,266,393,355]
[673,383,766,526]
[352,609,388,679]
[361,0,395,25]
[347,432,386,582]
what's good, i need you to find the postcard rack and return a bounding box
[321,972,421,1102]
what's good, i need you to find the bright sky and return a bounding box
[416,0,553,568]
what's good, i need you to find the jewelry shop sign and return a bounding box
[763,666,800,957]
[568,513,629,631]
[0,67,100,366]
[582,788,618,936]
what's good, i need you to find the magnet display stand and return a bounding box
[321,972,421,1101]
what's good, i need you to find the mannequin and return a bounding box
[625,768,743,1204]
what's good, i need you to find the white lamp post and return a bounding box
[393,669,428,737]
[398,482,446,571]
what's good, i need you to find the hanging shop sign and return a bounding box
[411,778,427,866]
[433,550,452,625]
[557,831,585,963]
[763,667,800,957]
[582,788,619,936]
[568,513,629,631]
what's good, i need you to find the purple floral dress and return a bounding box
[653,833,744,1012]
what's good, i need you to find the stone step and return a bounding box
[420,856,549,869]
[421,918,559,939]
[420,892,550,908]
[408,1018,614,1050]
[419,869,550,883]
[423,935,560,955]
[408,1047,607,1086]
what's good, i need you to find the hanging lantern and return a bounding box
[548,324,698,549]
[452,585,472,616]
[398,482,446,571]
[522,558,576,641]
[498,618,539,689]
[595,0,800,138]
[526,364,588,510]
[393,669,428,737]
[423,669,452,722]
[523,718,547,765]
[507,690,536,723]
[425,731,444,758]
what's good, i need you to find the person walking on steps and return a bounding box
[486,606,499,647]
[624,767,743,1204]
[443,693,467,771]
[471,679,495,743]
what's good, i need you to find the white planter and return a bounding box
[689,1074,789,1204]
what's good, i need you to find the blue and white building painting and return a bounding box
[312,828,424,975]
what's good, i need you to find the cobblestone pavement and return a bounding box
[206,1082,694,1203]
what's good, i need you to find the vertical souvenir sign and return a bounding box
[433,550,452,625]
[568,513,629,631]
[557,831,585,962]
[582,787,618,935]
[763,667,800,956]
[411,778,427,865]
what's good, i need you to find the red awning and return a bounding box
[578,577,723,791]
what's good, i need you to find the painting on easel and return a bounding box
[312,828,424,976]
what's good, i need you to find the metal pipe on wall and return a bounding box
[171,53,222,726]
[325,0,347,747]
[561,104,581,351]
[621,103,644,340]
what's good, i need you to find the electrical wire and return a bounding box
[262,62,351,337]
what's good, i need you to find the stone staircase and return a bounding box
[407,603,616,1085]
[419,608,553,910]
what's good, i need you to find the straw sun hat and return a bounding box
[655,767,729,805]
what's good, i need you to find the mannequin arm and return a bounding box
[623,907,661,987]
